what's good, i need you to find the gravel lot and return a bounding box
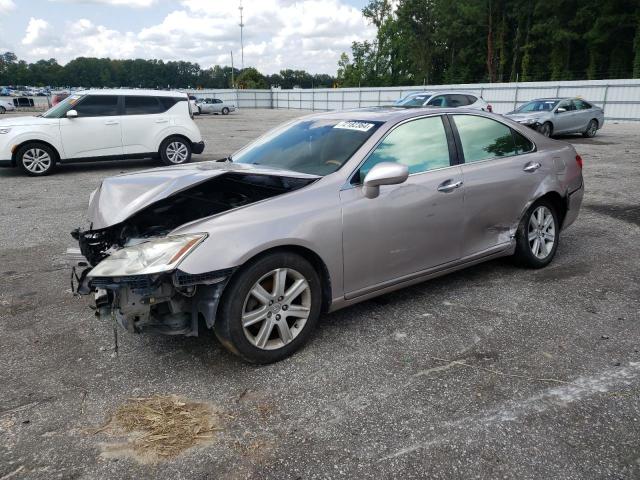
[1,110,639,479]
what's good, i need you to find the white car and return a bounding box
[196,98,236,115]
[0,100,16,114]
[394,91,492,111]
[0,89,205,176]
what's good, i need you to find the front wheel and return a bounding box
[582,119,598,138]
[0,106,5,114]
[513,200,559,268]
[538,122,552,137]
[159,136,192,166]
[222,107,230,115]
[16,143,56,176]
[215,252,322,364]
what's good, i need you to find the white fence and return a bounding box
[191,79,640,121]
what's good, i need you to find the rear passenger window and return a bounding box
[158,97,182,110]
[124,96,164,115]
[453,115,517,162]
[513,130,534,154]
[74,95,118,117]
[357,116,450,180]
[446,94,471,107]
[465,95,477,104]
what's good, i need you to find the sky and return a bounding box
[0,0,375,75]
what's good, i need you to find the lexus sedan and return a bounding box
[70,107,584,364]
[504,97,604,138]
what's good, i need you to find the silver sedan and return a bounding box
[196,98,236,115]
[504,97,604,138]
[70,108,584,363]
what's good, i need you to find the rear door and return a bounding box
[450,114,545,257]
[58,94,122,159]
[121,95,169,155]
[341,115,465,297]
[572,99,593,131]
[553,99,578,134]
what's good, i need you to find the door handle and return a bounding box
[155,118,169,123]
[437,180,463,193]
[104,120,119,125]
[523,162,542,172]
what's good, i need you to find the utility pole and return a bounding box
[239,0,245,71]
[231,51,235,88]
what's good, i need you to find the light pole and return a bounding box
[239,0,245,71]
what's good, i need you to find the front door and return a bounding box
[59,94,122,159]
[341,115,465,297]
[450,114,547,257]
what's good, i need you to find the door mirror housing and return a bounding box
[362,162,409,199]
[556,107,567,114]
[66,109,78,118]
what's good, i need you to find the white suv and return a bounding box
[0,89,205,176]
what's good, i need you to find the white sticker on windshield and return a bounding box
[334,121,375,132]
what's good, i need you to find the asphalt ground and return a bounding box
[0,110,639,479]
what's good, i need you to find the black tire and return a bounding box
[538,122,552,137]
[215,251,322,364]
[582,119,598,138]
[159,136,192,166]
[16,142,56,176]
[197,106,202,115]
[0,106,5,114]
[513,199,560,269]
[222,107,230,115]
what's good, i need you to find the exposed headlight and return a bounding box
[88,233,207,277]
[519,118,535,125]
[0,128,11,134]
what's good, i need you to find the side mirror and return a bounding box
[556,107,567,114]
[66,109,78,118]
[362,162,409,199]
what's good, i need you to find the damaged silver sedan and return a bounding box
[70,108,584,363]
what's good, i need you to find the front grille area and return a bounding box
[90,275,153,291]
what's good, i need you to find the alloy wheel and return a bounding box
[587,121,597,137]
[528,206,555,259]
[166,141,189,164]
[539,123,551,137]
[22,148,52,174]
[241,268,311,350]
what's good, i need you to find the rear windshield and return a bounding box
[233,119,382,176]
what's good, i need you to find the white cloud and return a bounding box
[0,0,15,14]
[48,0,157,7]
[17,0,375,74]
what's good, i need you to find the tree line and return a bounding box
[0,52,336,89]
[338,0,640,87]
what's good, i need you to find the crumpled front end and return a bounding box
[68,166,318,336]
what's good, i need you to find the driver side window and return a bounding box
[427,95,446,107]
[356,116,451,183]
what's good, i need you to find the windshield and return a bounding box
[516,100,559,113]
[233,119,382,176]
[394,93,433,107]
[41,94,83,118]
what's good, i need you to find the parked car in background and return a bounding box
[504,97,604,138]
[0,89,204,176]
[395,91,492,111]
[70,107,583,364]
[0,99,16,113]
[196,98,236,115]
[51,92,70,106]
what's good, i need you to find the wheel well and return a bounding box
[235,245,333,314]
[591,118,599,127]
[159,134,193,153]
[536,191,567,226]
[11,140,60,166]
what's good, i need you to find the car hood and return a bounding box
[0,115,57,127]
[504,111,550,122]
[87,161,320,230]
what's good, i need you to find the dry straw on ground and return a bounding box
[95,395,221,462]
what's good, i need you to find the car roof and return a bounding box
[299,106,488,123]
[74,89,188,98]
[403,90,479,97]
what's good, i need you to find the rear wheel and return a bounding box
[582,119,598,138]
[215,252,322,364]
[0,106,5,114]
[16,143,56,176]
[513,200,559,268]
[159,136,192,166]
[222,107,230,115]
[538,122,552,137]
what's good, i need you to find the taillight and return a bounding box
[487,104,493,112]
[575,154,583,169]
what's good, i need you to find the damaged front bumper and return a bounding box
[68,248,232,336]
